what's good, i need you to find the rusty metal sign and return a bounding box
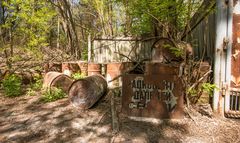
[231,0,240,88]
[122,74,184,119]
[226,0,240,117]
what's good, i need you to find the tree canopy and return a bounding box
[0,0,213,71]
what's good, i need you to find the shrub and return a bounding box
[26,88,36,96]
[41,87,66,102]
[201,83,219,97]
[2,74,22,97]
[26,75,43,96]
[72,72,86,80]
[31,75,43,90]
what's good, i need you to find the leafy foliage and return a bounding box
[26,88,36,96]
[162,44,184,57]
[2,74,22,97]
[201,83,219,97]
[26,75,43,96]
[0,0,56,68]
[42,88,66,102]
[31,75,43,90]
[124,0,203,38]
[72,72,86,80]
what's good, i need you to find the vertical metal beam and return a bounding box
[224,0,233,113]
[0,1,2,22]
[88,34,91,62]
[213,0,228,113]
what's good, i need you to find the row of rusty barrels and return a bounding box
[43,62,210,110]
[44,61,135,88]
[42,62,176,110]
[43,72,108,109]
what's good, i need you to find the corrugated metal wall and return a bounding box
[92,38,155,63]
[93,12,216,64]
[187,13,216,64]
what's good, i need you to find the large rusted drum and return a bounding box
[43,62,62,74]
[87,63,101,76]
[106,62,134,88]
[62,62,81,76]
[68,75,108,109]
[43,71,73,94]
[145,62,179,75]
[77,61,88,76]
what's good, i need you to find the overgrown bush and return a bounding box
[41,88,66,102]
[31,75,43,90]
[26,75,43,96]
[2,74,22,97]
[201,83,219,97]
[72,72,86,80]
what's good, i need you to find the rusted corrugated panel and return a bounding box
[122,74,184,119]
[231,0,240,88]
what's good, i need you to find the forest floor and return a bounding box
[1,90,240,143]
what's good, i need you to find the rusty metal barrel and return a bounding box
[62,62,81,77]
[43,72,73,94]
[77,61,88,76]
[106,62,133,88]
[43,62,62,74]
[87,63,101,76]
[68,75,108,109]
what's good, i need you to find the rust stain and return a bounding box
[145,62,179,75]
[233,0,238,7]
[122,74,184,119]
[87,63,101,76]
[231,1,240,88]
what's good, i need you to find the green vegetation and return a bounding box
[201,83,219,97]
[125,0,203,38]
[26,75,43,96]
[1,0,56,63]
[31,75,43,90]
[72,72,86,80]
[41,88,66,102]
[2,74,22,97]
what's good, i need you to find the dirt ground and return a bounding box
[1,90,240,143]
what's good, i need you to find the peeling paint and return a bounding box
[233,0,240,14]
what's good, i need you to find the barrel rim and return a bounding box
[43,72,62,87]
[68,74,107,95]
[49,73,72,89]
[68,77,90,95]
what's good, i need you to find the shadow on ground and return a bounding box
[1,92,240,143]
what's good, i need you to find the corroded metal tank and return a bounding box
[106,62,134,88]
[43,62,62,73]
[87,63,101,76]
[62,62,81,77]
[68,75,108,109]
[77,61,88,76]
[43,71,73,94]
